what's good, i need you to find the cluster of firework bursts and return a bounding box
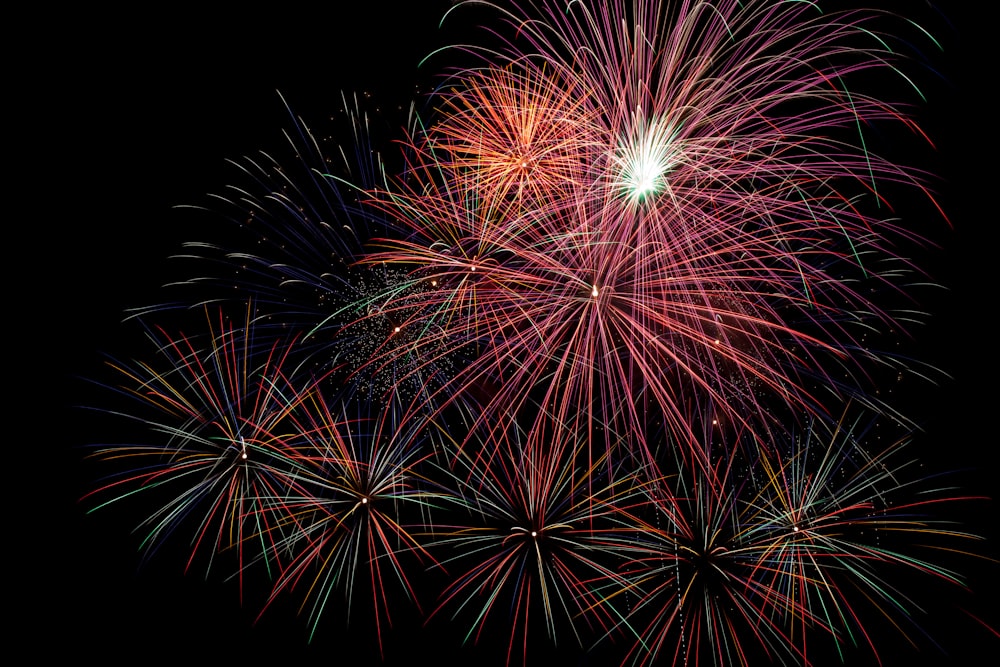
[82,1,992,665]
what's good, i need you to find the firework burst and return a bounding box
[75,2,993,665]
[82,304,325,593]
[420,61,599,215]
[126,92,401,370]
[254,385,442,656]
[611,410,984,667]
[424,416,647,665]
[359,0,948,467]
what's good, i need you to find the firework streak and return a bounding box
[82,2,992,666]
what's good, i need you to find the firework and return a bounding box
[125,92,402,372]
[75,1,992,665]
[361,0,947,467]
[253,385,441,656]
[610,410,984,667]
[420,61,599,216]
[423,416,648,666]
[82,304,325,593]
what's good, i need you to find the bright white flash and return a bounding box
[630,158,662,197]
[615,112,679,203]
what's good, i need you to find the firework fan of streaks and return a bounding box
[609,409,985,667]
[81,304,329,597]
[253,384,442,657]
[360,0,950,464]
[123,92,401,369]
[422,415,650,666]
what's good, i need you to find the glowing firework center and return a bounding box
[613,112,680,203]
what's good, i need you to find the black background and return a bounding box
[20,1,997,665]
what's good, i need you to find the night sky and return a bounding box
[25,1,998,665]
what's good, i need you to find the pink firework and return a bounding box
[358,0,946,467]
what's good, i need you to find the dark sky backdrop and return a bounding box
[24,1,996,665]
